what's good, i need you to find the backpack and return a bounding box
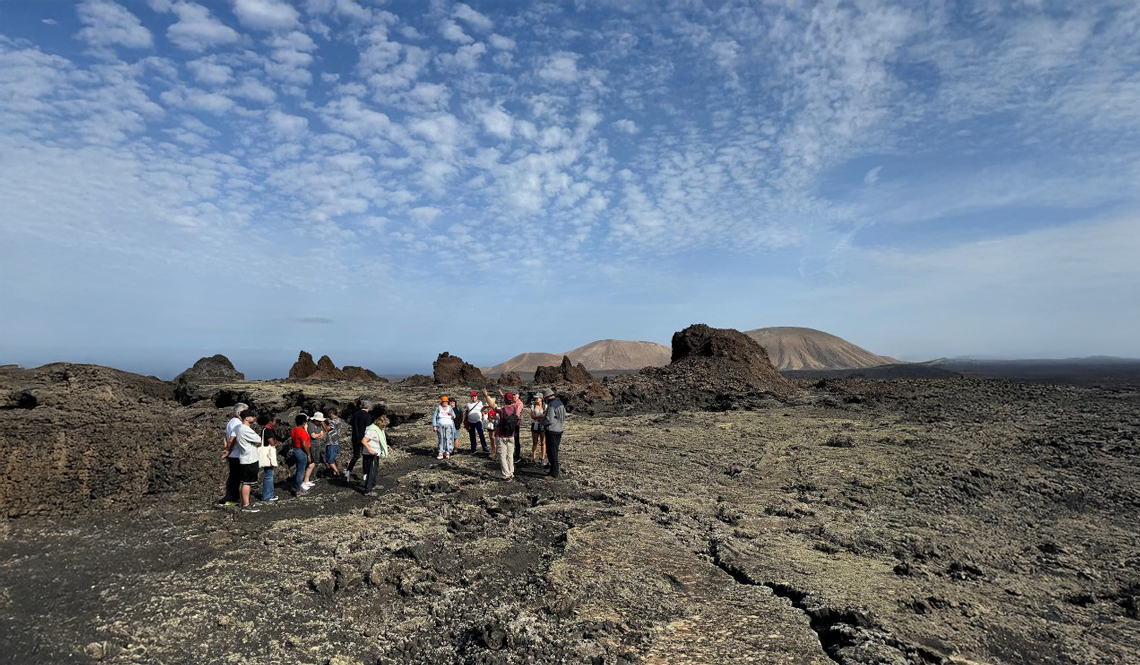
[498,408,518,437]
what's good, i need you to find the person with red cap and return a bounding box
[462,390,488,454]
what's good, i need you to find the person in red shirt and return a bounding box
[290,413,311,496]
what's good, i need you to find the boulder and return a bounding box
[342,366,388,383]
[288,351,318,380]
[400,374,434,387]
[433,352,486,385]
[533,356,611,407]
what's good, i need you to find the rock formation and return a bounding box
[288,351,319,379]
[343,366,387,383]
[307,354,346,381]
[174,354,244,384]
[496,371,522,386]
[606,323,796,411]
[433,352,486,385]
[534,356,611,405]
[399,374,434,387]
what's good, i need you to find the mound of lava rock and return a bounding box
[605,324,796,411]
[433,352,487,385]
[534,356,611,408]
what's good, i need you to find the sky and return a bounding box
[2,0,1140,378]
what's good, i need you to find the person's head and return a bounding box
[440,395,448,404]
[257,414,270,427]
[469,391,478,401]
[295,413,308,426]
[311,412,326,424]
[233,403,248,417]
[375,415,390,428]
[533,392,544,403]
[327,408,338,419]
[240,409,256,424]
[360,400,373,412]
[505,392,517,403]
[542,388,555,399]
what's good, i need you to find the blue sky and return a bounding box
[2,0,1139,378]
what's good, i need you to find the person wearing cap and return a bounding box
[487,388,522,480]
[232,410,262,512]
[323,408,344,481]
[220,402,249,506]
[484,395,499,457]
[346,401,373,481]
[542,388,566,478]
[431,395,458,460]
[463,391,489,454]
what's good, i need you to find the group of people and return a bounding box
[219,388,567,512]
[219,400,390,512]
[431,387,566,481]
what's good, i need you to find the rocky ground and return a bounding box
[1,367,1138,664]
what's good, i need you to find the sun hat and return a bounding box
[440,395,448,402]
[311,412,326,421]
[505,392,515,400]
[470,391,478,396]
[542,388,555,398]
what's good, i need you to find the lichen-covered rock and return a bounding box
[400,374,434,386]
[174,354,244,384]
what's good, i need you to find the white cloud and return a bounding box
[488,33,515,51]
[439,19,473,44]
[612,119,638,134]
[167,2,241,51]
[480,104,513,139]
[537,53,579,83]
[408,205,441,225]
[77,0,153,50]
[268,109,308,137]
[863,166,882,185]
[230,77,276,103]
[186,57,233,85]
[436,42,486,70]
[453,4,493,32]
[233,0,300,31]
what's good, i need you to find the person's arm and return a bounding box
[431,406,439,430]
[222,433,233,459]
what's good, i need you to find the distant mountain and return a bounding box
[744,327,898,370]
[485,339,671,375]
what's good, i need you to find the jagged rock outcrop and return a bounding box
[400,374,434,387]
[288,351,319,379]
[534,356,611,406]
[307,355,346,381]
[606,324,797,411]
[433,352,486,385]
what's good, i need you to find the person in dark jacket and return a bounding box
[345,400,372,481]
[541,388,566,478]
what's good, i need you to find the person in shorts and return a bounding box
[233,410,262,512]
[221,402,248,506]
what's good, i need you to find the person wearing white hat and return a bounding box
[301,411,326,491]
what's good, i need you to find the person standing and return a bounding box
[529,392,546,463]
[221,402,248,506]
[233,410,262,513]
[360,415,389,497]
[324,408,344,480]
[346,401,372,481]
[432,396,457,460]
[258,414,281,502]
[490,390,522,480]
[542,388,566,478]
[484,395,499,457]
[509,391,524,465]
[463,391,489,454]
[304,412,326,489]
[290,413,311,496]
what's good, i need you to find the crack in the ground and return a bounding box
[708,539,947,665]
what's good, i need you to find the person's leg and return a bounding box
[326,444,339,476]
[531,430,539,460]
[363,455,377,493]
[467,422,477,452]
[478,422,488,452]
[505,438,515,478]
[547,431,561,478]
[303,455,315,484]
[539,430,546,462]
[262,467,274,500]
[225,457,241,504]
[437,427,446,458]
[514,426,521,463]
[347,443,362,475]
[294,449,308,492]
[446,425,456,454]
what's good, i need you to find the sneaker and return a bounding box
[302,482,314,491]
[445,453,451,459]
[264,496,279,502]
[223,501,238,507]
[242,506,260,513]
[364,491,378,497]
[362,475,368,485]
[436,453,444,459]
[343,470,351,480]
[295,490,308,497]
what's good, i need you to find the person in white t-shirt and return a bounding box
[232,410,262,513]
[463,391,489,454]
[220,402,248,506]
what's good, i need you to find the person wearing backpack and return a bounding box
[432,395,457,460]
[489,389,522,480]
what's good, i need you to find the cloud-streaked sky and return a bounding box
[3,0,1140,378]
